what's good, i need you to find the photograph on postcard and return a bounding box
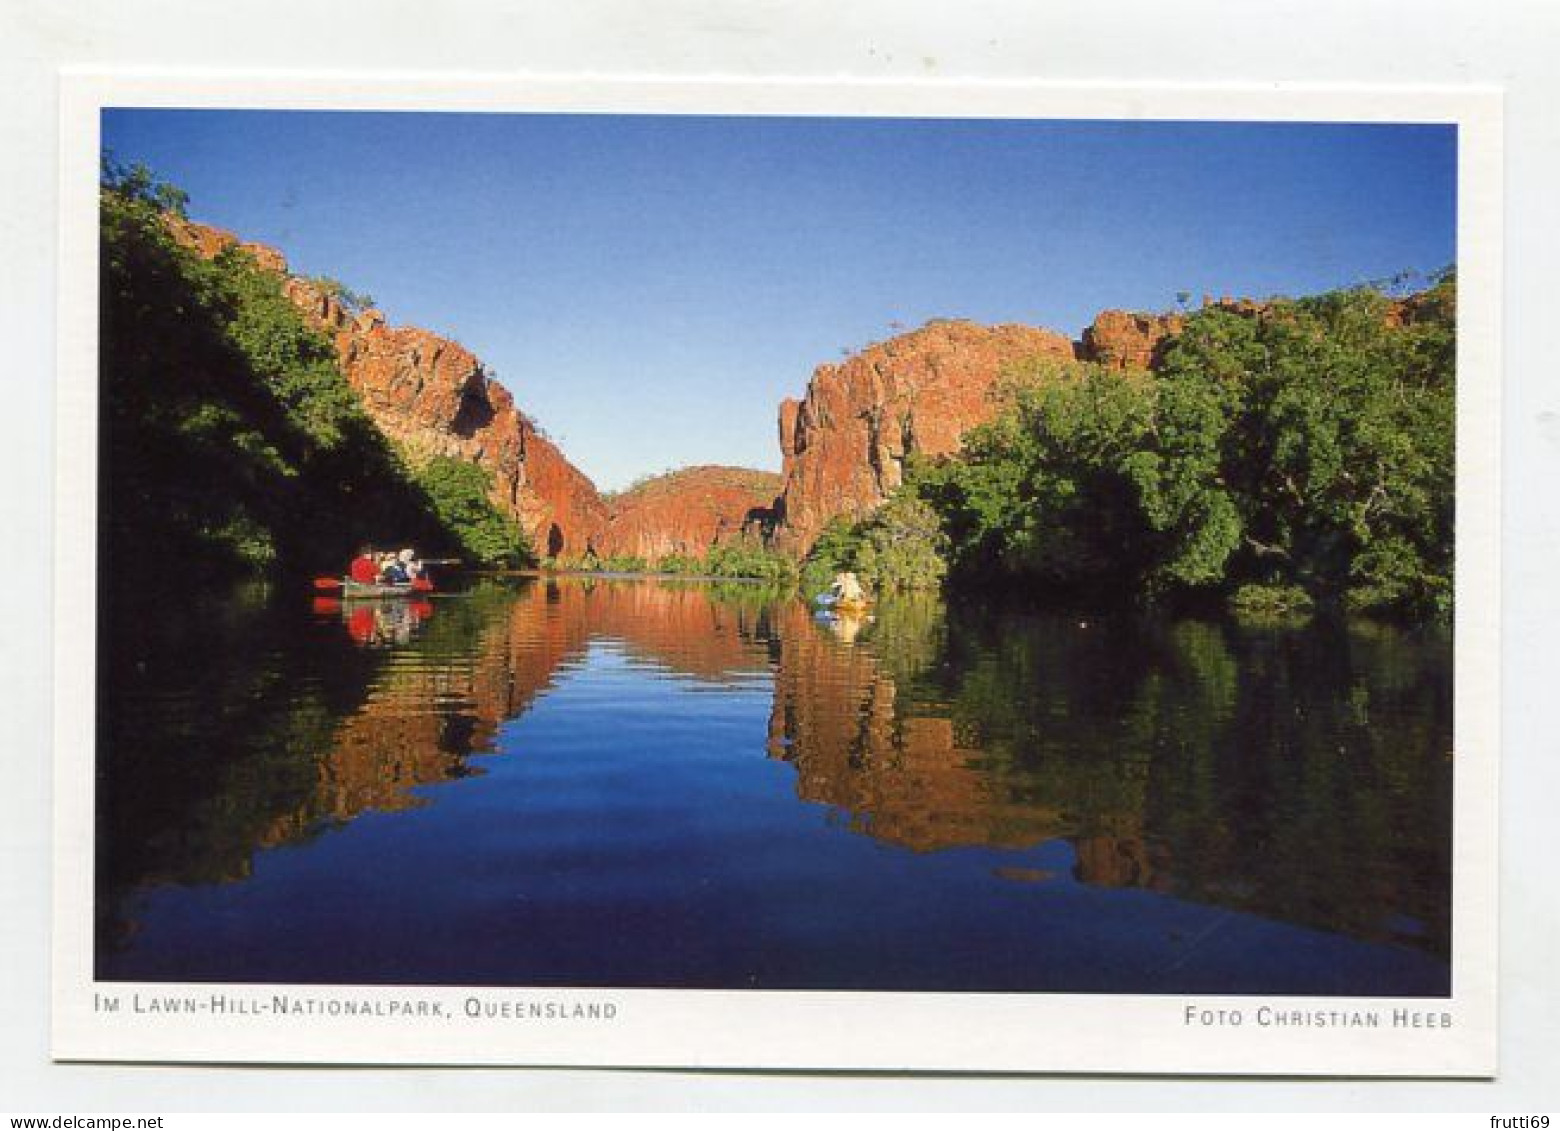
[53,82,1500,1072]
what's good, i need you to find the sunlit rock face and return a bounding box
[770,319,1076,555]
[167,218,609,559]
[1079,309,1185,371]
[595,465,782,563]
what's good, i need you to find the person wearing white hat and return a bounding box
[397,547,423,582]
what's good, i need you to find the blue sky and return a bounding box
[101,111,1456,491]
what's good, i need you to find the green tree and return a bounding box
[98,160,523,588]
[898,279,1453,619]
[411,457,533,567]
[800,514,869,593]
[912,359,1162,594]
[853,492,949,590]
[1154,282,1454,615]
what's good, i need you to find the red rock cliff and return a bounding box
[595,465,781,563]
[168,218,608,559]
[771,292,1440,555]
[1079,309,1185,371]
[772,319,1076,553]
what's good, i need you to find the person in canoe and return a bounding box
[379,550,410,585]
[349,545,379,585]
[396,547,424,582]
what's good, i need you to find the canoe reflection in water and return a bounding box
[97,577,1452,995]
[312,595,435,648]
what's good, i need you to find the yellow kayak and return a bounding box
[815,592,872,615]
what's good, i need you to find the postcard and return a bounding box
[52,72,1501,1074]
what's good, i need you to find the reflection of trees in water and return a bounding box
[1138,619,1453,957]
[97,581,378,956]
[767,595,1452,959]
[96,578,778,960]
[98,577,1451,966]
[767,595,1072,852]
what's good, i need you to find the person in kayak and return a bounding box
[829,570,866,605]
[349,545,379,584]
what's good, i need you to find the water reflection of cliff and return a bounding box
[98,577,778,953]
[99,577,1451,966]
[266,579,775,841]
[766,597,1071,852]
[765,595,1452,957]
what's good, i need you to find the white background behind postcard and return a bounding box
[4,0,1558,1111]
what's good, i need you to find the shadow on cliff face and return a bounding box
[451,387,496,437]
[100,182,480,597]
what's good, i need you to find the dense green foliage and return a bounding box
[799,494,949,594]
[1228,582,1316,621]
[411,457,531,567]
[799,515,868,594]
[833,282,1454,619]
[912,359,1164,593]
[670,539,798,581]
[99,162,531,593]
[1150,283,1455,616]
[589,537,798,582]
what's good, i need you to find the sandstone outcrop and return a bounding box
[1079,309,1185,371]
[595,465,781,563]
[168,218,608,559]
[772,319,1076,553]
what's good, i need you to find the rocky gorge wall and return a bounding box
[169,218,609,559]
[766,293,1440,556]
[174,212,1392,567]
[769,310,1198,554]
[594,466,781,562]
[770,320,1077,553]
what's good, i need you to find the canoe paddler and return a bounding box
[379,551,408,584]
[349,545,378,584]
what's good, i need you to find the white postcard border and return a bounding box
[52,71,1502,1075]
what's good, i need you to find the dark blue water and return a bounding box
[96,577,1452,995]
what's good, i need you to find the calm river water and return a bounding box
[97,576,1452,995]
